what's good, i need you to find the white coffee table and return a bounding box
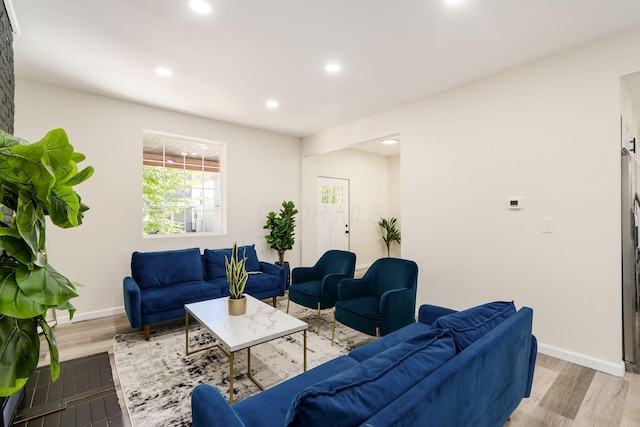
[184,295,308,403]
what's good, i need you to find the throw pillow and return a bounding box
[284,329,455,427]
[433,300,516,352]
[132,247,204,289]
[240,244,261,272]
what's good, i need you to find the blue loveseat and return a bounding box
[123,245,285,340]
[191,301,537,427]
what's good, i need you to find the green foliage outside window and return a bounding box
[142,165,189,235]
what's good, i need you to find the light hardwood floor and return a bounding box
[39,308,640,427]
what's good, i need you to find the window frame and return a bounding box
[141,129,227,238]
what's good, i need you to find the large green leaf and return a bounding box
[47,185,80,228]
[15,264,78,307]
[55,300,76,321]
[37,315,60,380]
[0,315,40,394]
[10,141,45,163]
[0,267,46,318]
[0,235,34,265]
[39,129,73,169]
[71,152,86,163]
[63,166,94,187]
[16,190,44,259]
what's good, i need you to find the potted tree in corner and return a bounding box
[0,128,93,397]
[226,242,248,315]
[378,217,401,257]
[263,200,298,286]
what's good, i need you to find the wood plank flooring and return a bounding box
[38,305,640,427]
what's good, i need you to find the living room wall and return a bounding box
[14,79,301,322]
[303,25,640,376]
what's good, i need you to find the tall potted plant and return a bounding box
[263,200,298,265]
[378,217,401,257]
[0,128,93,396]
[226,242,248,315]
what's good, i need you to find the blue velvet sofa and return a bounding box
[191,301,537,427]
[123,245,285,340]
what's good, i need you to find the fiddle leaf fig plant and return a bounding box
[263,200,298,264]
[0,128,93,397]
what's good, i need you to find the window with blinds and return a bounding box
[142,130,225,236]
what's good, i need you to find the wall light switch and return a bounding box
[541,218,554,233]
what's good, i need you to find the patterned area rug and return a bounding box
[113,299,372,427]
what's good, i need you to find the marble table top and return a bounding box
[185,295,308,352]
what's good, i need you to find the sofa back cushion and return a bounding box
[203,245,260,279]
[131,248,204,289]
[433,301,516,352]
[284,329,455,427]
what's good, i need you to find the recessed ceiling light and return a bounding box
[154,67,172,76]
[189,0,212,14]
[325,63,341,73]
[266,100,279,109]
[382,139,399,145]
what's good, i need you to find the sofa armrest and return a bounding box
[259,261,286,294]
[526,335,538,397]
[291,266,318,284]
[259,261,284,276]
[380,288,415,333]
[192,384,246,427]
[417,304,457,325]
[123,277,142,328]
[321,273,349,302]
[337,277,369,300]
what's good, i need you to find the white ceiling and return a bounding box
[9,0,640,139]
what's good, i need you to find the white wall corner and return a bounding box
[537,342,626,378]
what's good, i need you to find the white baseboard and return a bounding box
[54,306,126,325]
[355,262,372,271]
[537,343,625,377]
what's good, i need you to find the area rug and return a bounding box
[113,299,372,427]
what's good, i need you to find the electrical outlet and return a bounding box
[541,218,554,233]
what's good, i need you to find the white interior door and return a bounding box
[317,177,350,257]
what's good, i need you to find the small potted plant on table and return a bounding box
[226,242,248,315]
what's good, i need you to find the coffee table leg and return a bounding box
[303,329,307,372]
[185,313,189,355]
[246,347,265,392]
[229,351,235,404]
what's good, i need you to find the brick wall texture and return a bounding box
[0,1,13,135]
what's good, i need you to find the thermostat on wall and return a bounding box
[507,197,525,210]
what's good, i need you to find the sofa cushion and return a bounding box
[132,248,204,289]
[433,301,516,352]
[203,245,260,280]
[245,273,281,294]
[284,329,455,427]
[348,321,433,362]
[140,280,220,314]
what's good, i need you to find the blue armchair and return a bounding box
[332,257,418,343]
[287,250,356,334]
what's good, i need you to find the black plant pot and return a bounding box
[276,261,290,289]
[1,387,24,427]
